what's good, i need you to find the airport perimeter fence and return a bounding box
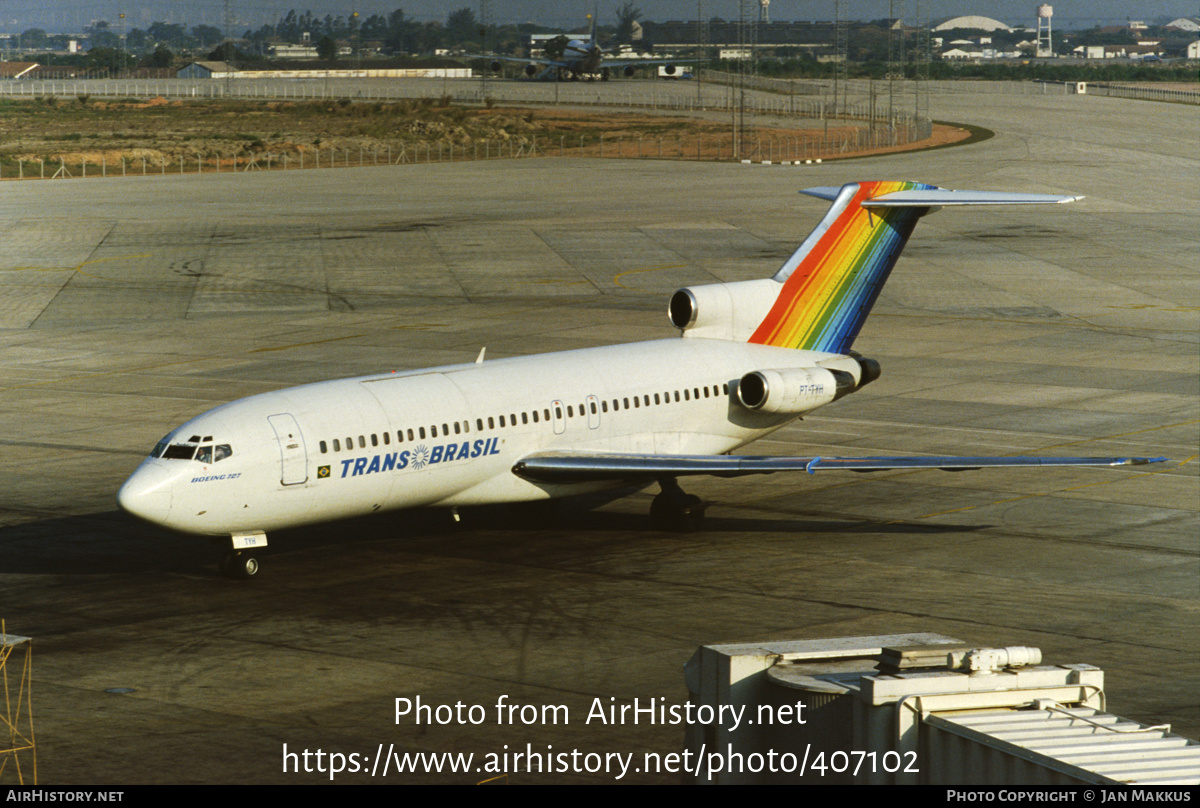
[0,73,935,181]
[0,119,927,181]
[1082,82,1200,103]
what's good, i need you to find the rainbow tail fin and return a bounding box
[668,182,1081,350]
[748,181,1082,353]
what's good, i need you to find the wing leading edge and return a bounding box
[512,452,1166,483]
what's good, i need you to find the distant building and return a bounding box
[178,61,234,79]
[269,44,319,59]
[931,16,1013,33]
[1166,17,1200,32]
[1073,44,1163,59]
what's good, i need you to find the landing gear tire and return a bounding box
[221,551,259,579]
[651,479,706,532]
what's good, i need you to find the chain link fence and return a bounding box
[0,73,936,180]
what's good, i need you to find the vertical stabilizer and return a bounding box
[669,182,1080,349]
[749,180,936,353]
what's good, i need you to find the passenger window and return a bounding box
[590,402,597,414]
[431,425,438,437]
[419,427,426,439]
[488,417,495,430]
[371,434,378,447]
[454,422,461,435]
[346,436,352,448]
[499,415,506,428]
[601,401,608,413]
[407,429,414,441]
[634,397,640,408]
[320,440,328,454]
[623,398,629,409]
[333,438,341,451]
[522,412,528,425]
[532,411,539,423]
[555,406,562,419]
[442,423,449,435]
[643,395,650,406]
[477,418,484,431]
[358,436,366,448]
[544,409,550,421]
[383,433,390,445]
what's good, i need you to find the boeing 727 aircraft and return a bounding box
[118,181,1164,578]
[477,13,691,80]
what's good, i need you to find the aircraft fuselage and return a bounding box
[119,339,857,537]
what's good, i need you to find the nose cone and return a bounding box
[117,464,174,528]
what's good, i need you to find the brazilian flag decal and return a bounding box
[317,465,331,479]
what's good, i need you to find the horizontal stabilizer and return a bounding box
[512,452,1165,483]
[799,187,1083,206]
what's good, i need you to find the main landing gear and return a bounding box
[651,477,706,532]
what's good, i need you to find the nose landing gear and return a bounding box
[217,531,267,579]
[220,550,260,579]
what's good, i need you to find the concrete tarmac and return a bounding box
[0,87,1195,784]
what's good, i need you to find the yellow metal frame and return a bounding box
[0,620,36,785]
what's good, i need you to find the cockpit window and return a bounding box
[162,444,197,460]
[159,440,233,462]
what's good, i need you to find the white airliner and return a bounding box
[118,181,1164,578]
[479,13,691,80]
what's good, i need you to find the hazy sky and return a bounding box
[1,0,1195,34]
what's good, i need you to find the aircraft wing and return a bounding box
[468,54,568,69]
[603,58,700,68]
[512,452,1165,483]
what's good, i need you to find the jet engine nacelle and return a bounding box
[489,60,502,72]
[525,64,539,77]
[623,65,636,77]
[669,278,782,342]
[737,367,845,414]
[663,63,677,75]
[737,356,880,414]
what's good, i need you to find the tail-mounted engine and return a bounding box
[737,357,881,415]
[668,279,782,342]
